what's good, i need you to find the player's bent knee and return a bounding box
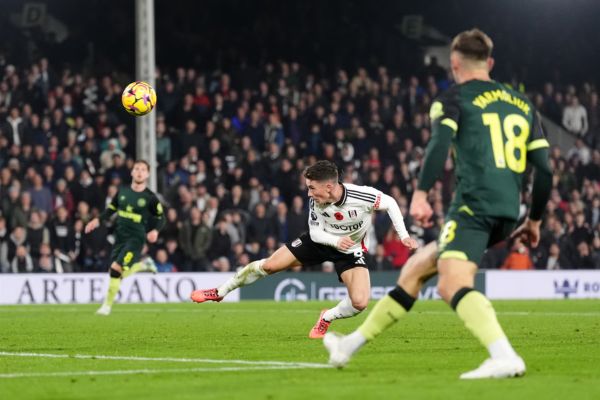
[437,280,460,303]
[261,258,279,274]
[351,298,369,311]
[109,268,122,279]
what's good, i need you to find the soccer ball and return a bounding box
[121,81,157,116]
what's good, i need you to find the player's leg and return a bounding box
[96,261,124,316]
[323,242,438,365]
[190,245,301,303]
[326,266,370,318]
[97,241,142,315]
[437,216,524,379]
[310,266,370,339]
[122,246,157,277]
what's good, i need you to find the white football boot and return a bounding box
[323,333,353,368]
[460,356,526,379]
[95,304,112,316]
[141,257,158,274]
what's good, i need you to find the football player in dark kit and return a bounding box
[86,160,165,315]
[324,28,552,379]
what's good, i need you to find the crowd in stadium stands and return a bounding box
[0,55,598,274]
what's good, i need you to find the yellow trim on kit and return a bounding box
[439,250,468,261]
[527,138,550,151]
[117,210,142,223]
[441,118,458,132]
[108,204,117,210]
[458,205,475,216]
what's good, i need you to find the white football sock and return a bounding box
[217,259,267,297]
[488,338,519,360]
[344,330,367,355]
[322,296,361,322]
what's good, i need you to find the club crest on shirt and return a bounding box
[334,212,344,221]
[137,198,146,207]
[348,209,358,218]
[291,238,302,247]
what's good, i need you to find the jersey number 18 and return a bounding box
[482,113,530,173]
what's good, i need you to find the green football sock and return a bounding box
[121,262,143,279]
[104,277,121,307]
[455,290,506,347]
[358,295,409,341]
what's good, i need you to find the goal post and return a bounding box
[135,0,157,191]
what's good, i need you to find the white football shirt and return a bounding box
[308,183,410,255]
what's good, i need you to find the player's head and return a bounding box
[304,160,339,205]
[450,28,494,83]
[131,159,150,184]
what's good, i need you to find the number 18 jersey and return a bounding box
[430,80,548,220]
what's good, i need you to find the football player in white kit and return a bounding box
[190,160,418,338]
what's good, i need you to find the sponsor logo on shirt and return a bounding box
[330,221,363,231]
[373,194,381,210]
[291,238,303,247]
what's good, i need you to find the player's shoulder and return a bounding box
[497,82,533,106]
[344,183,379,204]
[433,84,461,104]
[430,85,461,121]
[144,188,161,201]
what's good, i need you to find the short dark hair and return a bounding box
[303,160,339,182]
[133,159,150,170]
[451,28,493,61]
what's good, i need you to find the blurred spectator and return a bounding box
[247,203,277,245]
[178,207,212,270]
[48,206,76,272]
[26,211,50,260]
[36,243,57,273]
[543,243,566,270]
[562,96,588,137]
[208,218,232,261]
[573,241,594,269]
[501,238,534,270]
[155,248,176,273]
[10,245,33,273]
[28,174,53,215]
[382,227,410,268]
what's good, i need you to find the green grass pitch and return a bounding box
[0,300,599,400]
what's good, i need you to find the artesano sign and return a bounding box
[0,273,237,305]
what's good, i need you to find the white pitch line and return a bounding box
[0,365,324,379]
[0,308,316,314]
[0,351,330,369]
[1,308,599,317]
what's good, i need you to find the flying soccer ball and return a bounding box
[121,81,157,116]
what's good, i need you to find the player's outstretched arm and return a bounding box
[376,192,418,250]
